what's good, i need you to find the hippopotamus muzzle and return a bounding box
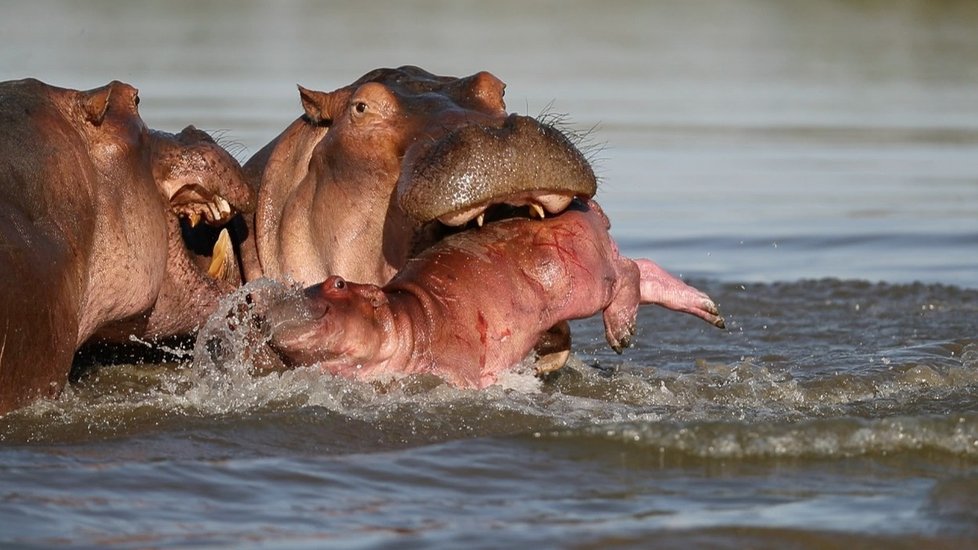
[397,113,598,228]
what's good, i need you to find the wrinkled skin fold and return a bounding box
[0,78,254,414]
[268,199,723,388]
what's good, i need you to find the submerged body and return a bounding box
[270,200,723,387]
[0,78,253,414]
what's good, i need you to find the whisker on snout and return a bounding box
[536,106,607,184]
[208,128,250,161]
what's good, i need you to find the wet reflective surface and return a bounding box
[2,1,978,547]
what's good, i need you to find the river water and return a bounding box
[2,1,978,547]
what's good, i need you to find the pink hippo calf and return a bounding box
[269,199,723,388]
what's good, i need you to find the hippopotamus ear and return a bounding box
[79,81,139,126]
[297,85,334,126]
[79,83,113,125]
[362,286,389,309]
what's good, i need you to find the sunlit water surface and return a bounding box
[2,1,978,547]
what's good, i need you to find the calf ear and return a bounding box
[298,85,334,126]
[80,83,113,125]
[362,286,389,309]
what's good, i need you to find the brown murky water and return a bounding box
[2,1,978,547]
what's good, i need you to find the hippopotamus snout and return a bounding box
[264,282,333,360]
[301,276,348,318]
[268,276,391,369]
[152,125,255,229]
[264,278,346,339]
[397,113,597,227]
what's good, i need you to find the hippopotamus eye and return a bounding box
[134,95,140,107]
[333,278,346,289]
[354,101,367,114]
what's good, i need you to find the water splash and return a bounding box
[2,280,976,456]
[178,278,304,414]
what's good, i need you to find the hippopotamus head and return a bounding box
[91,127,255,341]
[39,80,256,341]
[268,276,391,370]
[245,65,597,287]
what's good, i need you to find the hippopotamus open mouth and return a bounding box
[153,125,255,285]
[397,113,598,229]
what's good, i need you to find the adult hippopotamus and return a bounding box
[268,199,723,388]
[0,78,254,414]
[240,65,596,287]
